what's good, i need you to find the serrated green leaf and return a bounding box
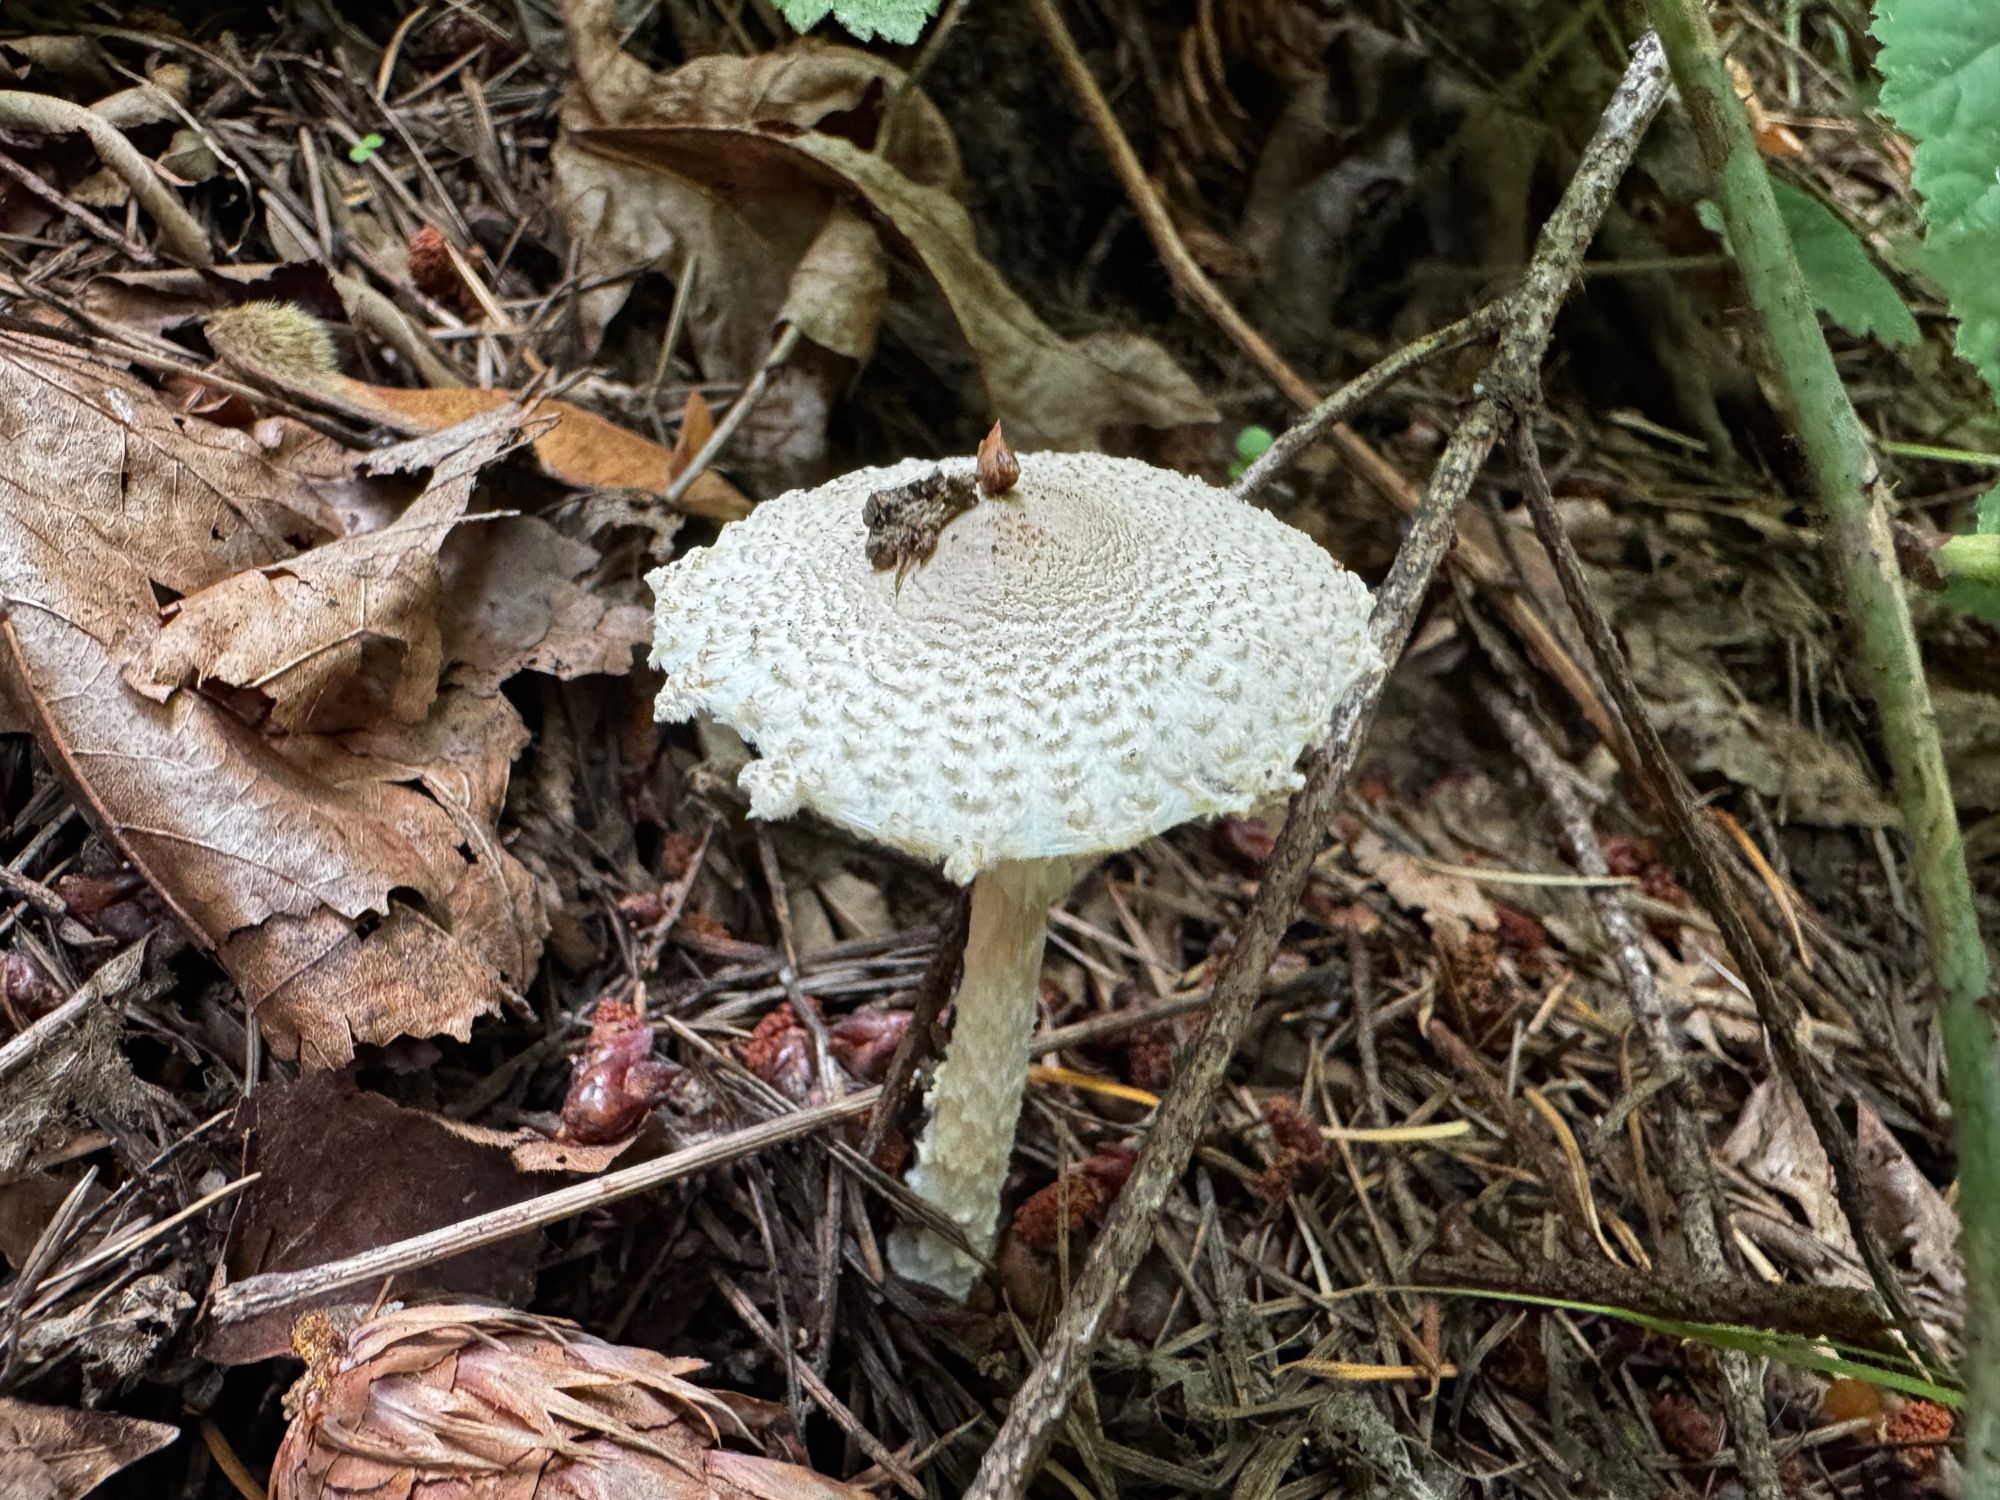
[773,0,938,44]
[1872,0,2000,397]
[1771,182,1920,347]
[1698,188,1917,348]
[1978,484,2000,535]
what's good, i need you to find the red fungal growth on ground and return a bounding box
[57,870,169,943]
[1125,1021,1178,1091]
[618,890,667,928]
[1261,1096,1324,1159]
[658,829,699,882]
[1884,1398,1952,1475]
[1641,866,1689,908]
[407,225,475,312]
[1600,834,1654,877]
[827,1009,909,1082]
[1649,1393,1725,1461]
[1352,772,1394,808]
[0,948,60,1024]
[557,999,680,1144]
[1600,835,1688,907]
[1491,902,1548,978]
[741,1004,817,1101]
[1600,833,1691,943]
[676,909,731,943]
[1256,1095,1328,1201]
[1011,1147,1138,1247]
[870,1127,912,1178]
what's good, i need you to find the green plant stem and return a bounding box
[1938,533,2000,588]
[1642,0,2000,1474]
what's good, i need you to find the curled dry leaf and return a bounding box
[1721,1078,1848,1247]
[0,329,639,1066]
[271,1303,873,1500]
[0,1396,179,1500]
[142,405,520,732]
[1855,1102,1963,1299]
[559,0,1215,450]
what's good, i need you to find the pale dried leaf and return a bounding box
[1721,1078,1846,1244]
[0,1397,178,1500]
[781,205,888,362]
[440,517,649,692]
[1855,1102,1963,1298]
[1349,828,1497,940]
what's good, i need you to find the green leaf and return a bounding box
[1698,187,1918,348]
[773,0,938,44]
[1873,0,2000,398]
[1978,485,2000,535]
[1771,182,1920,347]
[1234,425,1275,463]
[348,132,385,165]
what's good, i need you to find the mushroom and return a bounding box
[648,452,1377,1297]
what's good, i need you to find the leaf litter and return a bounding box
[0,5,1992,1500]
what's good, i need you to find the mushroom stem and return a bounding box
[888,857,1072,1298]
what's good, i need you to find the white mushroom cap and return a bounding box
[649,453,1377,882]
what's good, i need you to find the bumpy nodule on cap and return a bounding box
[649,453,1378,884]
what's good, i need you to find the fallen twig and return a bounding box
[1514,419,1937,1374]
[205,989,1211,1328]
[209,1090,883,1326]
[1477,674,1779,1497]
[960,35,1673,1500]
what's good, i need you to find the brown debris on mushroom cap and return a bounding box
[976,422,1021,496]
[861,467,981,584]
[651,452,1378,885]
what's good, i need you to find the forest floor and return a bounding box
[0,2,1993,1498]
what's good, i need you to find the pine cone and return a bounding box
[272,1304,870,1500]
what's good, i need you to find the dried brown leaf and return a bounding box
[0,1397,178,1500]
[0,331,553,1067]
[562,3,1214,449]
[1349,828,1497,942]
[440,516,649,693]
[781,205,889,363]
[142,407,520,731]
[206,1071,536,1365]
[1721,1078,1846,1244]
[1855,1103,1963,1299]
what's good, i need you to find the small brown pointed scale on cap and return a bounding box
[976,421,1020,496]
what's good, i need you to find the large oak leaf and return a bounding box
[0,332,613,1066]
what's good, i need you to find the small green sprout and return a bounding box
[348,133,386,165]
[1229,424,1275,481]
